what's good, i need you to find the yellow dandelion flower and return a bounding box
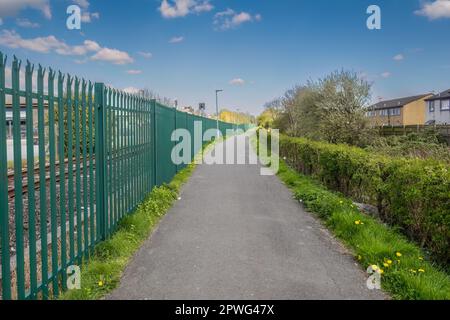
[396,252,402,257]
[355,220,361,225]
[371,264,379,271]
[98,281,104,287]
[387,260,393,265]
[383,263,389,268]
[418,269,425,273]
[418,257,424,261]
[410,269,417,274]
[378,269,384,274]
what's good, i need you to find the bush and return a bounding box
[367,130,450,163]
[280,135,450,265]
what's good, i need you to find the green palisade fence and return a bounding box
[0,52,251,300]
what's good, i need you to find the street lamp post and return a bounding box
[215,89,223,138]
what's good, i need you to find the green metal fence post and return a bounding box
[87,81,95,249]
[57,72,67,290]
[94,83,107,240]
[0,53,12,300]
[47,68,58,297]
[37,65,49,298]
[66,75,75,264]
[25,60,37,299]
[12,56,25,300]
[151,99,157,188]
[74,77,82,263]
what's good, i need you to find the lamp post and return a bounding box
[215,89,223,138]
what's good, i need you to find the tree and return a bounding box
[314,70,373,145]
[263,70,374,146]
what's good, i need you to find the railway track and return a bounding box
[7,158,95,199]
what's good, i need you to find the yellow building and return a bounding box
[366,94,433,126]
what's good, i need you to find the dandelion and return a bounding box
[371,264,379,271]
[396,252,402,257]
[418,269,425,273]
[410,269,417,274]
[418,257,424,261]
[98,280,104,287]
[355,220,361,225]
[378,269,384,275]
[383,263,389,268]
[387,260,393,265]
[339,200,344,204]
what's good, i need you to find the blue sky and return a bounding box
[0,0,449,115]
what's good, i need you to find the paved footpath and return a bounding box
[108,135,386,300]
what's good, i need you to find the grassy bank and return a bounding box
[278,159,450,300]
[252,132,449,299]
[279,135,449,265]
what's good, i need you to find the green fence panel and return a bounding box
[155,103,175,185]
[0,50,251,300]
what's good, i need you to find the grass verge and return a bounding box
[278,160,450,300]
[60,152,204,300]
[252,132,450,300]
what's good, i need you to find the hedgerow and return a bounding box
[279,135,450,265]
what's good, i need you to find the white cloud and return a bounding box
[159,0,213,18]
[0,0,51,19]
[72,0,99,23]
[0,30,133,65]
[126,69,142,75]
[415,0,450,20]
[214,9,261,30]
[229,78,245,86]
[138,51,153,58]
[169,36,184,43]
[123,86,141,94]
[91,48,133,65]
[74,58,88,64]
[0,30,100,55]
[81,11,100,23]
[381,72,391,78]
[393,54,404,61]
[73,0,90,9]
[16,18,40,28]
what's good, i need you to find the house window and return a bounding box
[434,100,441,110]
[380,109,388,116]
[441,99,450,111]
[391,108,401,116]
[428,101,435,113]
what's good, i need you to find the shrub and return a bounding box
[280,135,450,265]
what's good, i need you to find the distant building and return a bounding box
[180,106,194,114]
[425,89,450,125]
[367,94,432,126]
[4,103,46,139]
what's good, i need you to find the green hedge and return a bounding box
[279,135,450,265]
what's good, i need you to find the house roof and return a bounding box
[371,94,432,110]
[425,89,450,101]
